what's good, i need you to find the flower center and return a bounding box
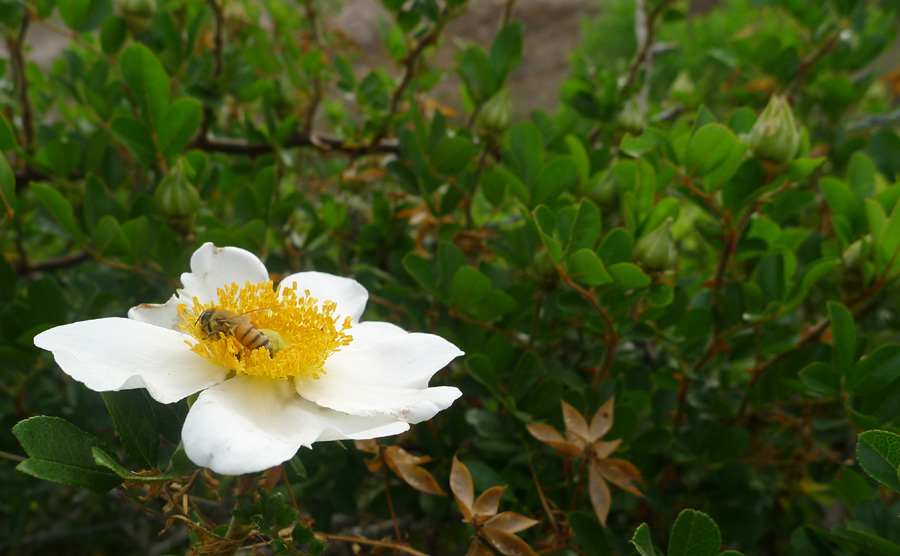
[178,280,353,381]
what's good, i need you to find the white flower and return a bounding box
[34,243,463,475]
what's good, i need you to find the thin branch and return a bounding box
[381,443,402,542]
[199,0,225,141]
[14,249,92,275]
[302,0,325,133]
[369,13,450,149]
[8,14,34,151]
[312,533,430,556]
[619,0,668,94]
[190,132,400,156]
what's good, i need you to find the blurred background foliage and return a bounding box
[3,0,900,554]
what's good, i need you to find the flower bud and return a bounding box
[533,249,559,291]
[479,88,513,134]
[748,95,800,165]
[119,0,156,36]
[634,218,677,271]
[155,160,200,224]
[669,70,696,105]
[615,99,644,135]
[587,170,618,209]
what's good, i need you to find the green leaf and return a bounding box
[100,15,128,55]
[631,523,656,556]
[569,511,614,556]
[683,123,738,178]
[402,253,438,296]
[489,23,523,84]
[120,44,170,134]
[58,0,112,32]
[450,266,513,320]
[606,262,651,290]
[0,150,15,211]
[828,302,856,375]
[821,178,859,224]
[13,416,122,491]
[857,430,900,493]
[567,249,612,286]
[292,523,315,544]
[431,136,478,175]
[668,509,721,556]
[567,199,602,254]
[783,258,840,311]
[0,113,16,151]
[534,156,577,205]
[507,121,544,190]
[798,362,841,396]
[877,197,900,277]
[847,344,900,394]
[30,183,85,242]
[102,390,160,470]
[111,116,157,166]
[158,98,202,158]
[466,354,500,394]
[565,135,590,190]
[598,228,634,266]
[757,251,785,303]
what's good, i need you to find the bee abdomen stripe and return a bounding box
[236,326,270,349]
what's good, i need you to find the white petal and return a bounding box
[128,297,183,331]
[33,318,227,403]
[296,332,463,423]
[180,243,270,305]
[278,271,368,322]
[182,376,409,475]
[343,321,408,350]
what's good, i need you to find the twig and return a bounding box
[314,533,429,556]
[8,15,34,151]
[369,12,450,149]
[190,132,400,156]
[199,0,226,141]
[500,0,517,28]
[619,0,668,94]
[380,441,402,542]
[302,0,325,133]
[13,249,92,275]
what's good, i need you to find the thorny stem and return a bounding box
[369,11,450,149]
[556,268,619,388]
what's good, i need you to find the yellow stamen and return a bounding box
[177,281,353,381]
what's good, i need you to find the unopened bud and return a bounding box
[634,218,676,271]
[120,0,156,36]
[533,249,559,291]
[669,71,696,104]
[155,160,200,223]
[587,171,618,209]
[842,236,869,271]
[480,88,513,134]
[615,99,644,135]
[748,95,800,165]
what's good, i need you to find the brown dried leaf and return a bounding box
[354,439,378,454]
[483,526,539,556]
[263,466,281,492]
[466,540,495,556]
[561,400,590,444]
[589,461,612,527]
[485,511,539,533]
[472,485,506,517]
[451,455,475,520]
[364,456,383,473]
[526,423,583,456]
[595,458,644,497]
[384,445,435,466]
[389,461,446,496]
[589,396,615,441]
[592,439,622,459]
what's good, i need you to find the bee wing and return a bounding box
[229,314,252,325]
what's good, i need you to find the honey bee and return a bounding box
[196,307,279,357]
